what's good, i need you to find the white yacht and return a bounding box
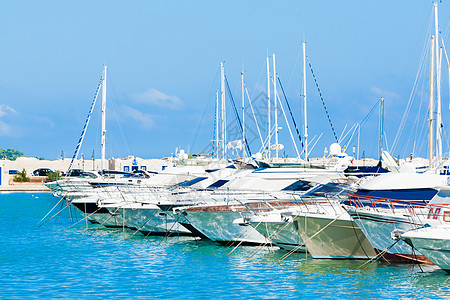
[345,171,448,263]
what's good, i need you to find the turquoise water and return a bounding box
[1,193,449,299]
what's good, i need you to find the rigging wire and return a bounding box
[286,46,302,91]
[67,72,103,171]
[391,27,431,154]
[107,72,135,158]
[277,76,304,150]
[245,86,265,149]
[188,67,220,155]
[306,56,338,142]
[341,99,380,147]
[392,7,436,157]
[225,75,252,157]
[274,78,301,158]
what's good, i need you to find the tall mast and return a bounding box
[101,65,107,171]
[220,62,226,159]
[437,46,443,161]
[434,2,442,161]
[273,54,279,159]
[241,69,245,159]
[379,97,384,161]
[429,35,435,168]
[302,42,308,161]
[215,90,219,159]
[266,55,271,159]
[357,124,360,160]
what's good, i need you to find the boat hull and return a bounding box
[249,215,305,252]
[294,214,376,259]
[71,201,124,228]
[119,205,193,236]
[184,209,267,245]
[402,226,450,271]
[347,208,431,263]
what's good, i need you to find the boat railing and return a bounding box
[347,193,450,224]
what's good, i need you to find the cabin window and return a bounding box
[282,180,311,191]
[178,177,208,187]
[123,166,130,172]
[207,180,229,189]
[141,166,147,171]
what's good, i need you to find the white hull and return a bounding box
[70,197,124,227]
[247,213,305,252]
[184,208,267,245]
[294,212,376,259]
[118,204,192,235]
[346,207,431,262]
[402,225,450,272]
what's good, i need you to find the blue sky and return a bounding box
[1,1,449,160]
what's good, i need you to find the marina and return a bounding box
[3,1,450,298]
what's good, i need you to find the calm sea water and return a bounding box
[1,192,449,299]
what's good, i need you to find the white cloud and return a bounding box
[121,106,155,130]
[131,88,183,110]
[370,87,400,100]
[0,106,17,136]
[0,105,16,117]
[34,116,54,127]
[0,120,13,136]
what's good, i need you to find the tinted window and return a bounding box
[178,177,208,187]
[207,180,229,188]
[282,180,311,191]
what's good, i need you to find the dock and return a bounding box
[0,183,51,192]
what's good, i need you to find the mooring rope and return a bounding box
[65,206,103,230]
[88,207,121,235]
[159,213,184,245]
[37,203,70,228]
[357,240,401,270]
[127,208,160,239]
[245,219,295,260]
[275,211,346,264]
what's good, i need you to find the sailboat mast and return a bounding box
[273,53,279,159]
[429,35,435,168]
[379,97,384,161]
[215,90,219,159]
[266,55,271,159]
[241,70,245,159]
[220,62,226,159]
[434,2,442,161]
[101,65,107,171]
[302,42,308,161]
[357,124,360,160]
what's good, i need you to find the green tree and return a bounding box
[13,169,30,182]
[0,148,25,160]
[46,171,62,182]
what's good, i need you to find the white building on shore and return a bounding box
[0,156,172,186]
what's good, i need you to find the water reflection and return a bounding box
[4,193,449,299]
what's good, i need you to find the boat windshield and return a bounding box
[79,172,98,179]
[303,183,348,198]
[177,177,208,187]
[282,180,312,191]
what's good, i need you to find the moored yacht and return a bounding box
[344,171,448,263]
